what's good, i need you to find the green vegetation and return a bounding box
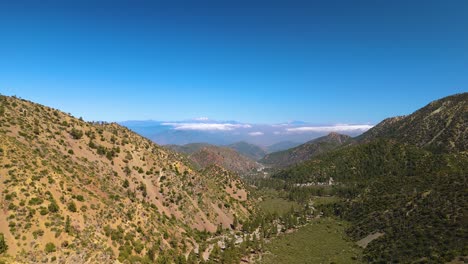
[67,201,77,212]
[261,133,353,167]
[272,140,468,263]
[44,242,56,253]
[0,233,7,254]
[261,218,362,264]
[259,197,300,215]
[48,202,59,213]
[358,93,467,153]
[69,128,84,139]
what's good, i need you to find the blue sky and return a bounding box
[0,0,466,124]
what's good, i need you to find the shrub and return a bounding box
[48,202,59,213]
[67,201,77,212]
[0,233,7,254]
[44,242,56,253]
[69,128,83,139]
[28,197,43,205]
[39,207,48,215]
[123,179,129,188]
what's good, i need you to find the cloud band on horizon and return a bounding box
[161,122,252,131]
[286,124,373,133]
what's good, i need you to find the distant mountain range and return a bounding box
[120,119,373,147]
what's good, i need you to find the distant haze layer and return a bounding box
[120,120,373,146]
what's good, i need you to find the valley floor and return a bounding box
[259,217,362,264]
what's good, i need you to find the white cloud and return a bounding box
[248,131,264,136]
[162,122,251,131]
[193,117,209,121]
[286,124,373,133]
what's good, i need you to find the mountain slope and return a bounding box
[189,147,260,174]
[165,143,212,155]
[166,143,262,175]
[227,141,267,160]
[0,96,253,263]
[359,93,468,153]
[274,139,468,263]
[271,93,468,263]
[261,132,353,167]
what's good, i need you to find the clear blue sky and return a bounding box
[0,0,467,123]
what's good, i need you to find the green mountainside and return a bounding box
[272,93,468,263]
[261,132,353,167]
[358,93,467,153]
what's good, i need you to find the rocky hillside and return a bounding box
[189,146,261,175]
[359,93,467,153]
[260,132,353,167]
[167,143,262,175]
[227,141,266,161]
[0,96,253,263]
[165,143,212,155]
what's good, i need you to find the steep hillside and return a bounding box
[227,141,266,160]
[271,93,468,263]
[166,143,262,175]
[274,139,468,263]
[188,146,262,175]
[0,96,253,263]
[359,93,468,153]
[261,132,353,167]
[165,143,212,155]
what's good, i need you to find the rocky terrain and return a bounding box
[0,95,253,263]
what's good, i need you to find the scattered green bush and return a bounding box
[44,242,56,253]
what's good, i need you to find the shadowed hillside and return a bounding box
[227,141,267,161]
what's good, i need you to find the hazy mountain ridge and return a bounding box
[0,96,253,263]
[266,141,302,153]
[120,120,371,147]
[227,141,267,160]
[260,132,353,167]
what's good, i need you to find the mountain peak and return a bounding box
[359,92,467,152]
